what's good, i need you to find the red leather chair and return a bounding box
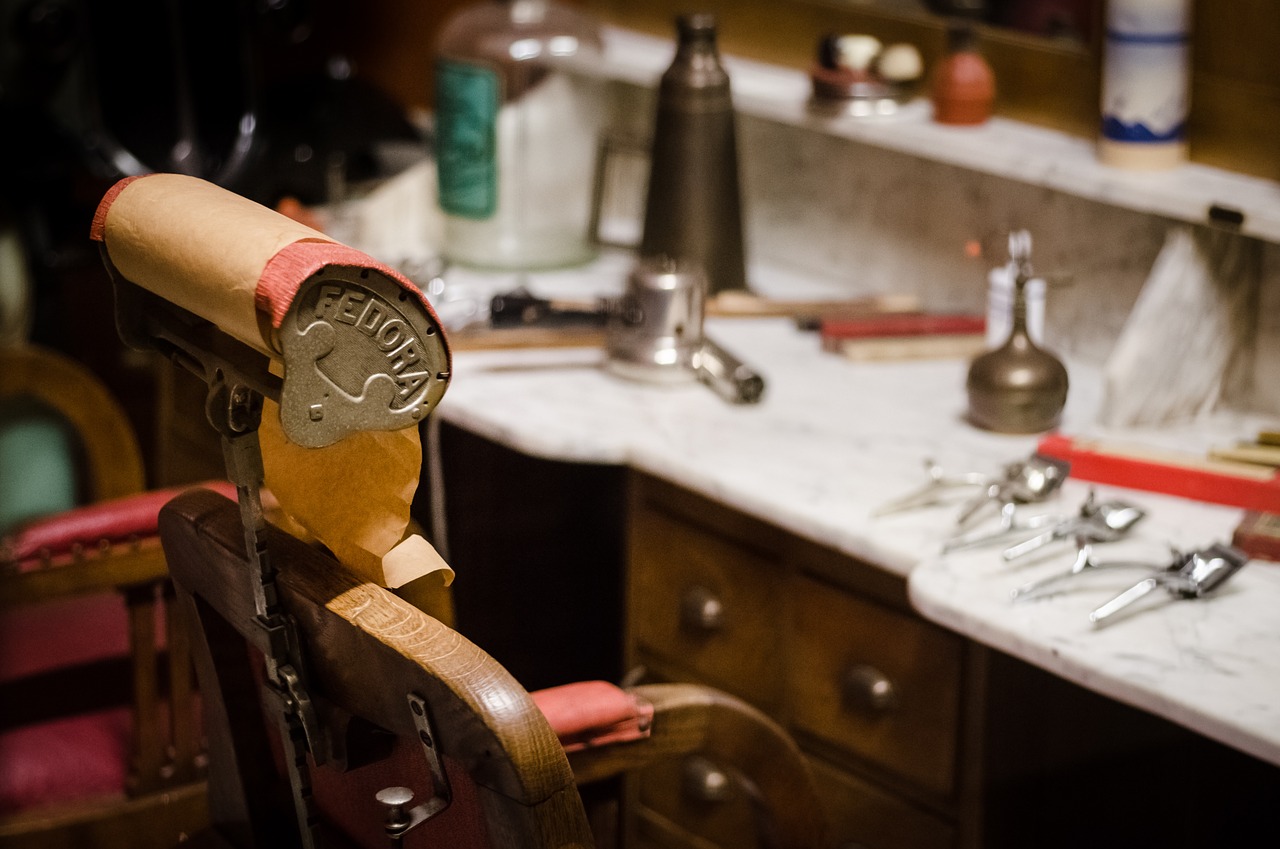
[1,348,824,848]
[0,344,214,848]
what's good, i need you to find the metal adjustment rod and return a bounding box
[214,384,331,849]
[118,278,330,849]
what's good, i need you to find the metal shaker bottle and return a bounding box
[638,13,747,297]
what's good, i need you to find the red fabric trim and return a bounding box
[255,241,446,336]
[531,680,654,753]
[88,175,146,242]
[5,481,237,567]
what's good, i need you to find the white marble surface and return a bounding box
[429,259,1280,767]
[910,491,1280,769]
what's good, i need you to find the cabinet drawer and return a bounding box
[635,754,772,849]
[788,576,963,798]
[629,508,785,708]
[809,757,955,849]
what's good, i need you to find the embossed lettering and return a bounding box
[396,372,429,399]
[356,298,387,334]
[376,319,407,350]
[387,342,420,375]
[335,290,366,324]
[306,281,433,405]
[313,285,344,318]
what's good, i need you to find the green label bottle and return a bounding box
[432,0,605,271]
[435,59,500,220]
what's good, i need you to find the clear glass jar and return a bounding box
[433,0,605,270]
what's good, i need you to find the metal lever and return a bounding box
[1010,538,1160,601]
[943,502,1061,552]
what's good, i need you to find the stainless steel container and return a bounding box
[606,256,765,404]
[605,256,705,383]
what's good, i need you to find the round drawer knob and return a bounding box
[679,586,724,633]
[842,663,897,714]
[681,755,734,803]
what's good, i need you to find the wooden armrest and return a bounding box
[566,683,827,849]
[158,488,595,848]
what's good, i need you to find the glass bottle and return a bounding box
[433,0,605,270]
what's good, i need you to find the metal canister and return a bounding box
[638,12,747,297]
[605,256,706,383]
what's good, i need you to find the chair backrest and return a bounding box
[160,486,596,849]
[0,343,146,510]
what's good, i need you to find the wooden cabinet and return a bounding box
[629,502,787,710]
[426,430,1280,849]
[788,575,963,799]
[625,473,975,849]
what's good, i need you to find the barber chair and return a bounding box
[0,344,213,848]
[90,173,827,849]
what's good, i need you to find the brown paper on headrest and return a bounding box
[94,173,333,354]
[257,397,453,588]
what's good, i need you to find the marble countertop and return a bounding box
[429,258,1280,768]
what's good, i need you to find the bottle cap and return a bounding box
[677,12,718,41]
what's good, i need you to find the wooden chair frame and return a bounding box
[160,487,825,849]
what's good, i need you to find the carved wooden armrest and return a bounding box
[566,682,827,849]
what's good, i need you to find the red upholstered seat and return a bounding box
[0,484,233,820]
[0,709,132,815]
[0,593,129,683]
[0,594,135,815]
